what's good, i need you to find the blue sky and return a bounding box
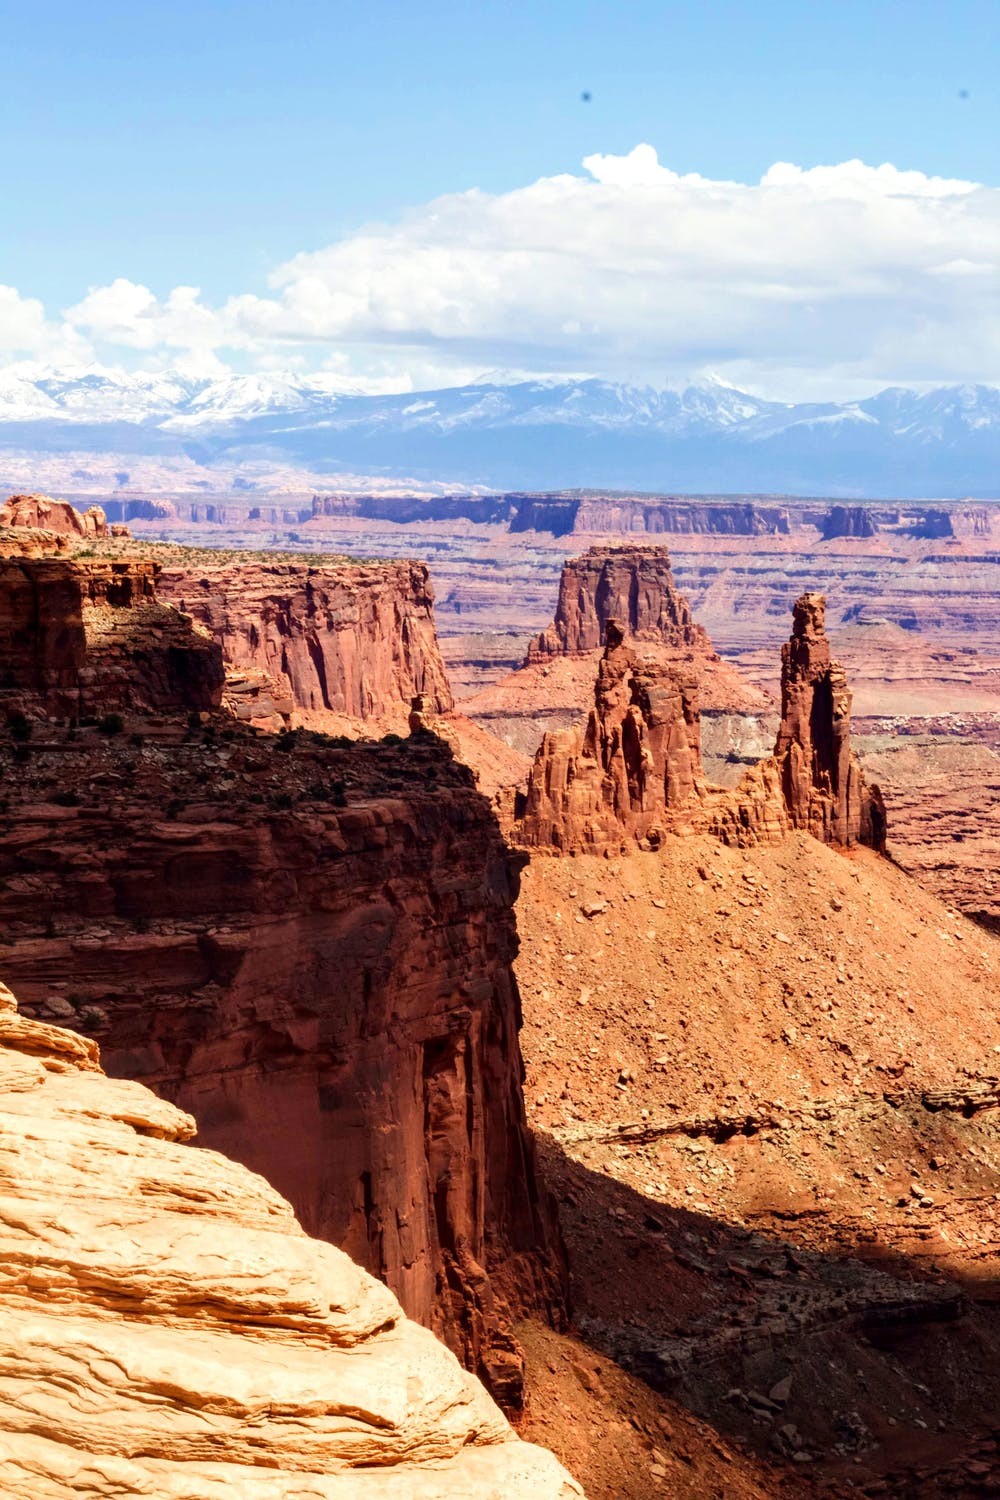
[1,0,998,394]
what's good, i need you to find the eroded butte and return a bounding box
[1,493,1000,1498]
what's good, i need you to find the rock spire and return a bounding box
[774,593,886,852]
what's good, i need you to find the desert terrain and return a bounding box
[0,493,998,1498]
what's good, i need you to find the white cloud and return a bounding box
[6,145,1000,396]
[0,285,89,363]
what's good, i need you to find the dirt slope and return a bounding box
[513,835,1000,1489]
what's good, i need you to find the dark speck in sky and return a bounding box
[581,90,592,103]
[959,88,970,99]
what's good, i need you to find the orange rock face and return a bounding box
[0,520,565,1407]
[772,593,886,852]
[515,593,886,859]
[0,509,566,1406]
[0,727,566,1406]
[462,545,772,782]
[0,552,224,717]
[159,555,454,733]
[0,491,119,538]
[515,622,704,852]
[0,980,582,1499]
[528,544,710,660]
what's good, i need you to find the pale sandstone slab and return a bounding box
[0,986,582,1499]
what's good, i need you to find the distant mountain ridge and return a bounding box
[3,368,1000,496]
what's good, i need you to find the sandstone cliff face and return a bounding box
[0,980,581,1499]
[0,720,564,1406]
[821,504,876,540]
[0,491,119,539]
[516,622,705,852]
[0,517,564,1406]
[528,545,710,659]
[771,593,886,851]
[0,552,224,717]
[159,555,454,733]
[515,594,885,858]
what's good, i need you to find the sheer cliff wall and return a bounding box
[158,555,454,731]
[0,511,562,1407]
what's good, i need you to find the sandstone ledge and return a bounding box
[0,981,582,1499]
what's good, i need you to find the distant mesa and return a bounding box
[821,504,876,541]
[528,545,710,660]
[0,491,128,542]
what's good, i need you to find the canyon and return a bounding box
[2,493,1000,1497]
[0,978,581,1498]
[0,499,564,1411]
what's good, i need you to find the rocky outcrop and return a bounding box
[528,546,710,660]
[0,718,565,1407]
[159,555,454,732]
[0,521,565,1406]
[772,593,886,851]
[515,622,704,851]
[0,553,224,717]
[515,594,885,857]
[0,492,122,539]
[461,547,774,781]
[0,980,581,1499]
[821,504,876,540]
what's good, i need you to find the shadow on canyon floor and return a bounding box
[535,1132,1000,1495]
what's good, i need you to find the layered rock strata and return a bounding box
[0,491,123,539]
[515,594,885,857]
[0,713,564,1407]
[528,545,710,659]
[0,980,581,1499]
[464,546,770,781]
[159,555,454,732]
[515,622,704,851]
[0,514,565,1406]
[0,552,224,717]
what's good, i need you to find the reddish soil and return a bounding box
[516,1318,815,1499]
[513,835,1000,1490]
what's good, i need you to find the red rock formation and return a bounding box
[515,594,886,858]
[528,545,711,660]
[458,546,774,791]
[821,504,876,540]
[0,723,563,1406]
[772,592,886,851]
[516,621,704,852]
[0,535,564,1407]
[159,555,454,732]
[0,553,223,717]
[0,491,124,539]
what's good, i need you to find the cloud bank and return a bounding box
[8,145,1000,397]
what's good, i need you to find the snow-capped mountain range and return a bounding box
[2,367,1000,496]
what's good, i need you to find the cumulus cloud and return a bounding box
[0,285,88,363]
[12,145,1000,394]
